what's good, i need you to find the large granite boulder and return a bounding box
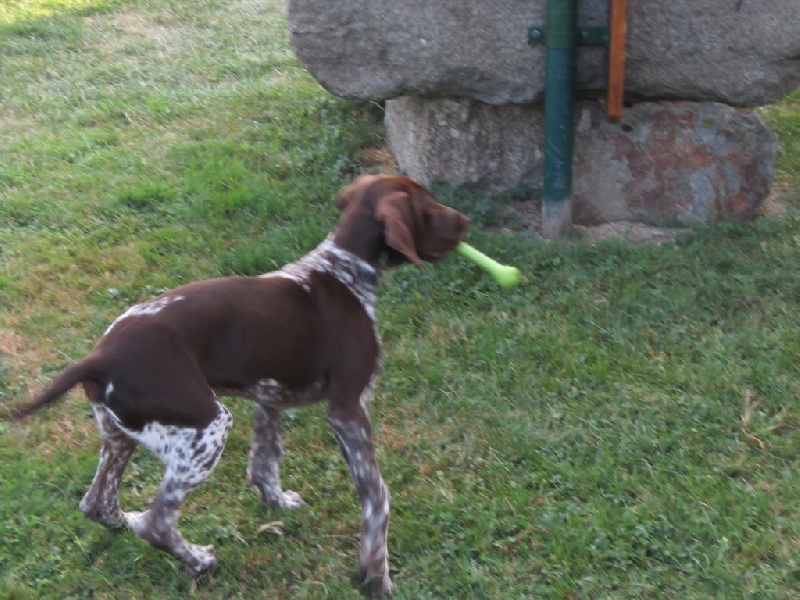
[289,0,800,107]
[386,99,778,226]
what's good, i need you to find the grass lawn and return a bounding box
[2,0,799,598]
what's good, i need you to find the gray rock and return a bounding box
[289,0,800,107]
[385,97,545,194]
[626,1,800,107]
[386,98,778,226]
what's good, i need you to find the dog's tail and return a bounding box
[10,358,105,421]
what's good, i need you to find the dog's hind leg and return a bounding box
[121,399,233,575]
[248,404,304,509]
[80,403,137,529]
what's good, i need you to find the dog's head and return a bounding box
[335,174,469,267]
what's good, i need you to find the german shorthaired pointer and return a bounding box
[12,174,469,596]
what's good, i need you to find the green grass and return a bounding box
[1,1,799,598]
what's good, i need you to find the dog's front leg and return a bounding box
[329,406,393,597]
[248,404,304,509]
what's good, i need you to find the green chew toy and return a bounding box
[456,242,521,288]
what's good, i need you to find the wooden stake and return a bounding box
[606,0,628,122]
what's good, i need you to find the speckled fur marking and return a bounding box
[79,404,137,529]
[247,404,304,509]
[261,236,379,321]
[254,238,391,592]
[246,378,328,410]
[247,239,385,518]
[330,411,393,596]
[104,294,185,336]
[105,400,233,575]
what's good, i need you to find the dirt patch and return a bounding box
[758,184,791,219]
[496,197,691,244]
[355,146,399,171]
[0,327,51,376]
[0,328,42,408]
[490,187,792,244]
[574,221,690,244]
[0,107,35,132]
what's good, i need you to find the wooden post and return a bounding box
[606,0,628,122]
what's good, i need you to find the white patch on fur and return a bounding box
[228,377,327,410]
[93,402,232,577]
[328,414,392,593]
[258,237,378,321]
[105,401,233,486]
[359,368,380,414]
[105,295,185,336]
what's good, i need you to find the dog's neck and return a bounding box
[276,237,380,320]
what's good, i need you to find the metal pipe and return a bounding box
[540,0,578,239]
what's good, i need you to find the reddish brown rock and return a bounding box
[572,102,778,225]
[386,98,778,226]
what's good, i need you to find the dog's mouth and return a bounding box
[418,209,470,262]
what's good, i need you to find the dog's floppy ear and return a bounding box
[375,191,423,265]
[336,174,378,211]
[336,187,354,211]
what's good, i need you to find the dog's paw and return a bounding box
[79,500,127,530]
[280,490,305,509]
[360,565,393,597]
[183,544,218,577]
[362,573,394,597]
[122,509,149,532]
[254,484,306,509]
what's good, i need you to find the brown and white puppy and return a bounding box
[12,174,469,596]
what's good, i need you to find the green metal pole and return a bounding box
[541,0,578,239]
